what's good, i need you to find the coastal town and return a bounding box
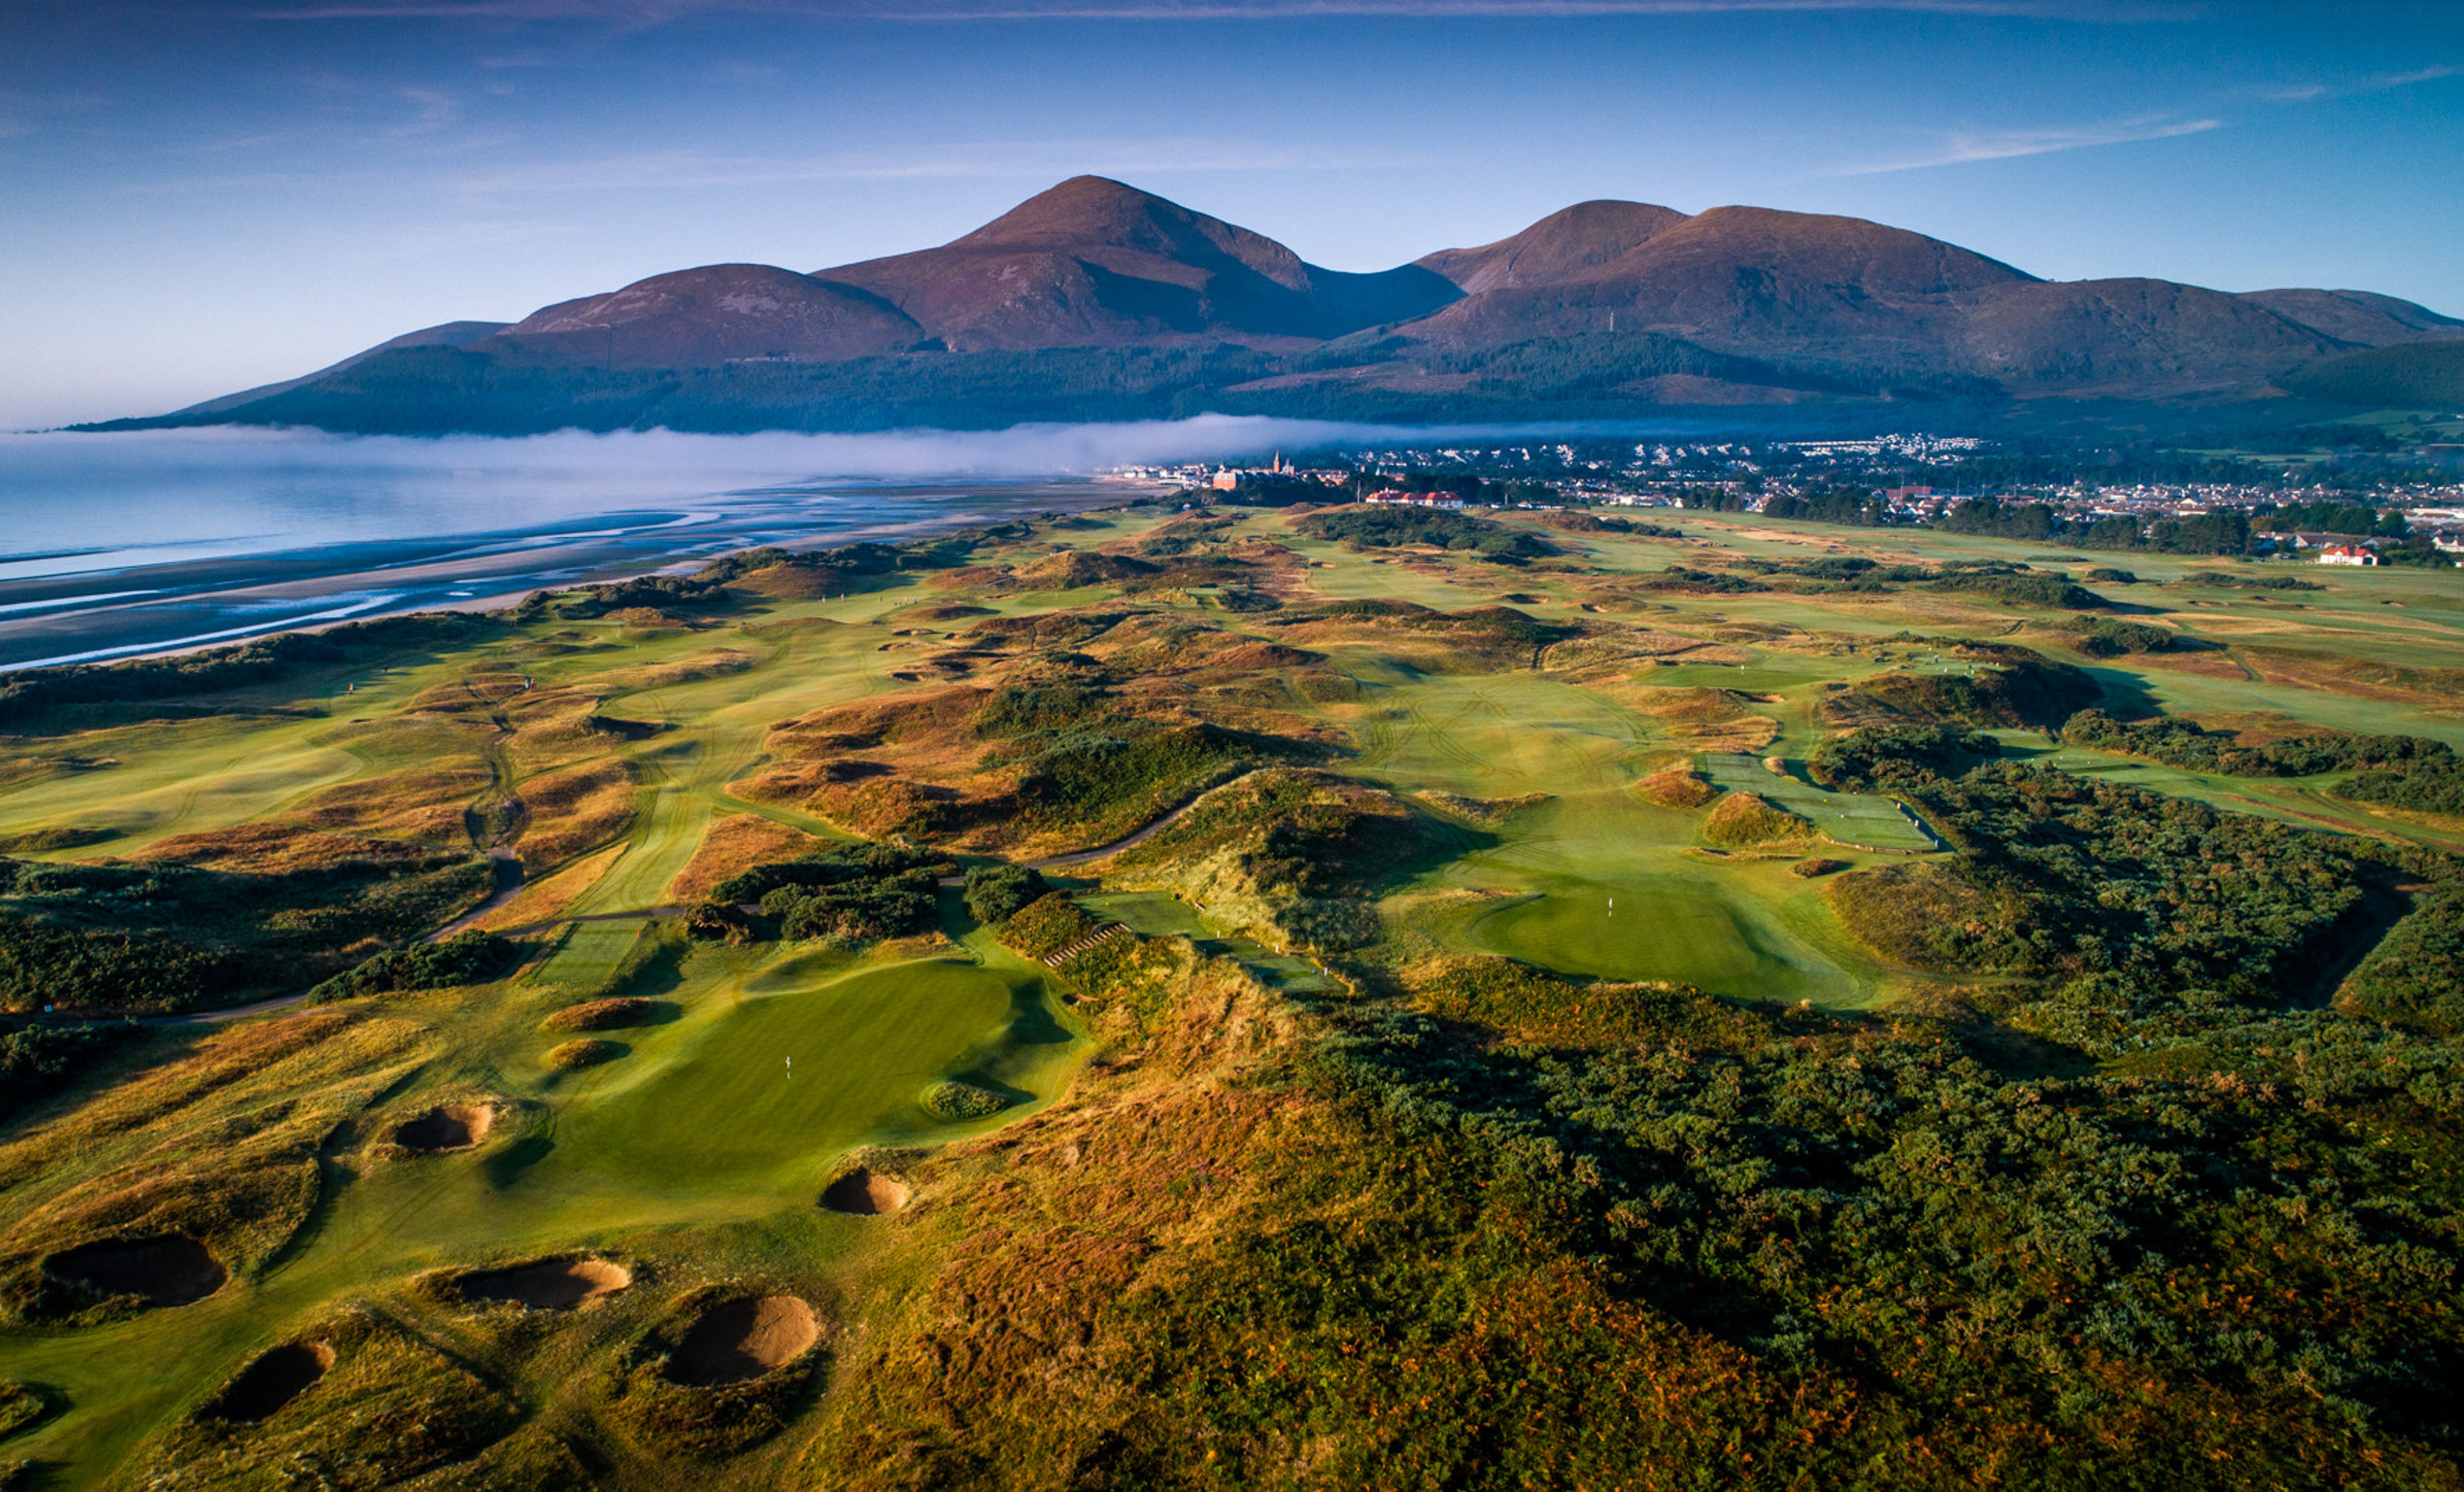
[1109,427,2464,559]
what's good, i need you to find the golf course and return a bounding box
[2,491,2462,1487]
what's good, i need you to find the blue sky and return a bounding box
[3,0,2458,426]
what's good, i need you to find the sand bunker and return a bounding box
[668,1296,818,1386]
[47,1235,226,1307]
[205,1342,334,1423]
[820,1169,910,1216]
[457,1258,631,1311]
[393,1104,493,1152]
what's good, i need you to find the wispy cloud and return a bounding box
[1830,113,2220,174]
[0,88,112,144]
[456,138,1424,193]
[2254,62,2459,104]
[392,87,463,135]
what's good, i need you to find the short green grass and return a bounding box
[3,502,2459,1483]
[1701,752,1935,851]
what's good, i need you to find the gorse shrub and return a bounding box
[712,841,949,943]
[962,863,1049,926]
[921,1080,1011,1120]
[310,933,516,1003]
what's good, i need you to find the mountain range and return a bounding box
[104,176,2464,435]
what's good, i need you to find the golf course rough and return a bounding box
[1,499,2460,1485]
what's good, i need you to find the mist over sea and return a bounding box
[0,416,1603,671]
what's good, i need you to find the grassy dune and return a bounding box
[1,499,2460,1485]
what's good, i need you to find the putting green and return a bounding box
[1470,882,1761,987]
[551,957,1075,1192]
[1400,787,1885,1005]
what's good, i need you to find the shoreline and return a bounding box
[0,478,1164,673]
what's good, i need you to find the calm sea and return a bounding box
[0,423,1318,670]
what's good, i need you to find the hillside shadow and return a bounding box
[2073,665,2164,719]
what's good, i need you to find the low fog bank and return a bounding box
[0,413,1717,490]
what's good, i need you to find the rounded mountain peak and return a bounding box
[953,174,1311,289]
[1419,199,1691,294]
[1656,206,2039,292]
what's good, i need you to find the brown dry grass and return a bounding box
[0,1011,434,1319]
[1419,790,1552,826]
[140,1305,519,1484]
[1824,863,2003,968]
[1013,550,1151,590]
[731,566,845,600]
[465,842,626,932]
[666,813,829,901]
[135,824,439,875]
[291,765,492,846]
[784,955,1326,1483]
[1701,791,1812,846]
[513,759,637,871]
[593,647,755,695]
[543,997,653,1032]
[1636,766,1719,810]
[2236,644,2464,707]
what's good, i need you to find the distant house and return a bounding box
[2319,545,2379,566]
[2288,531,2382,552]
[1883,485,1934,502]
[1210,469,1240,491]
[1366,491,1466,510]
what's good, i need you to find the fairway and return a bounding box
[1701,752,1938,851]
[1336,672,1652,798]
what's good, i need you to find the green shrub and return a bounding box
[1928,571,2109,609]
[962,863,1049,926]
[2338,885,2464,1036]
[713,841,949,944]
[0,1380,49,1442]
[1809,726,1997,790]
[998,893,1100,962]
[309,932,516,1003]
[921,1080,1011,1120]
[0,849,492,1017]
[2064,708,2453,783]
[2066,617,2177,656]
[0,1020,138,1122]
[1849,652,2101,730]
[1295,505,1556,564]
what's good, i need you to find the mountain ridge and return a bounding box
[105,175,2464,434]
